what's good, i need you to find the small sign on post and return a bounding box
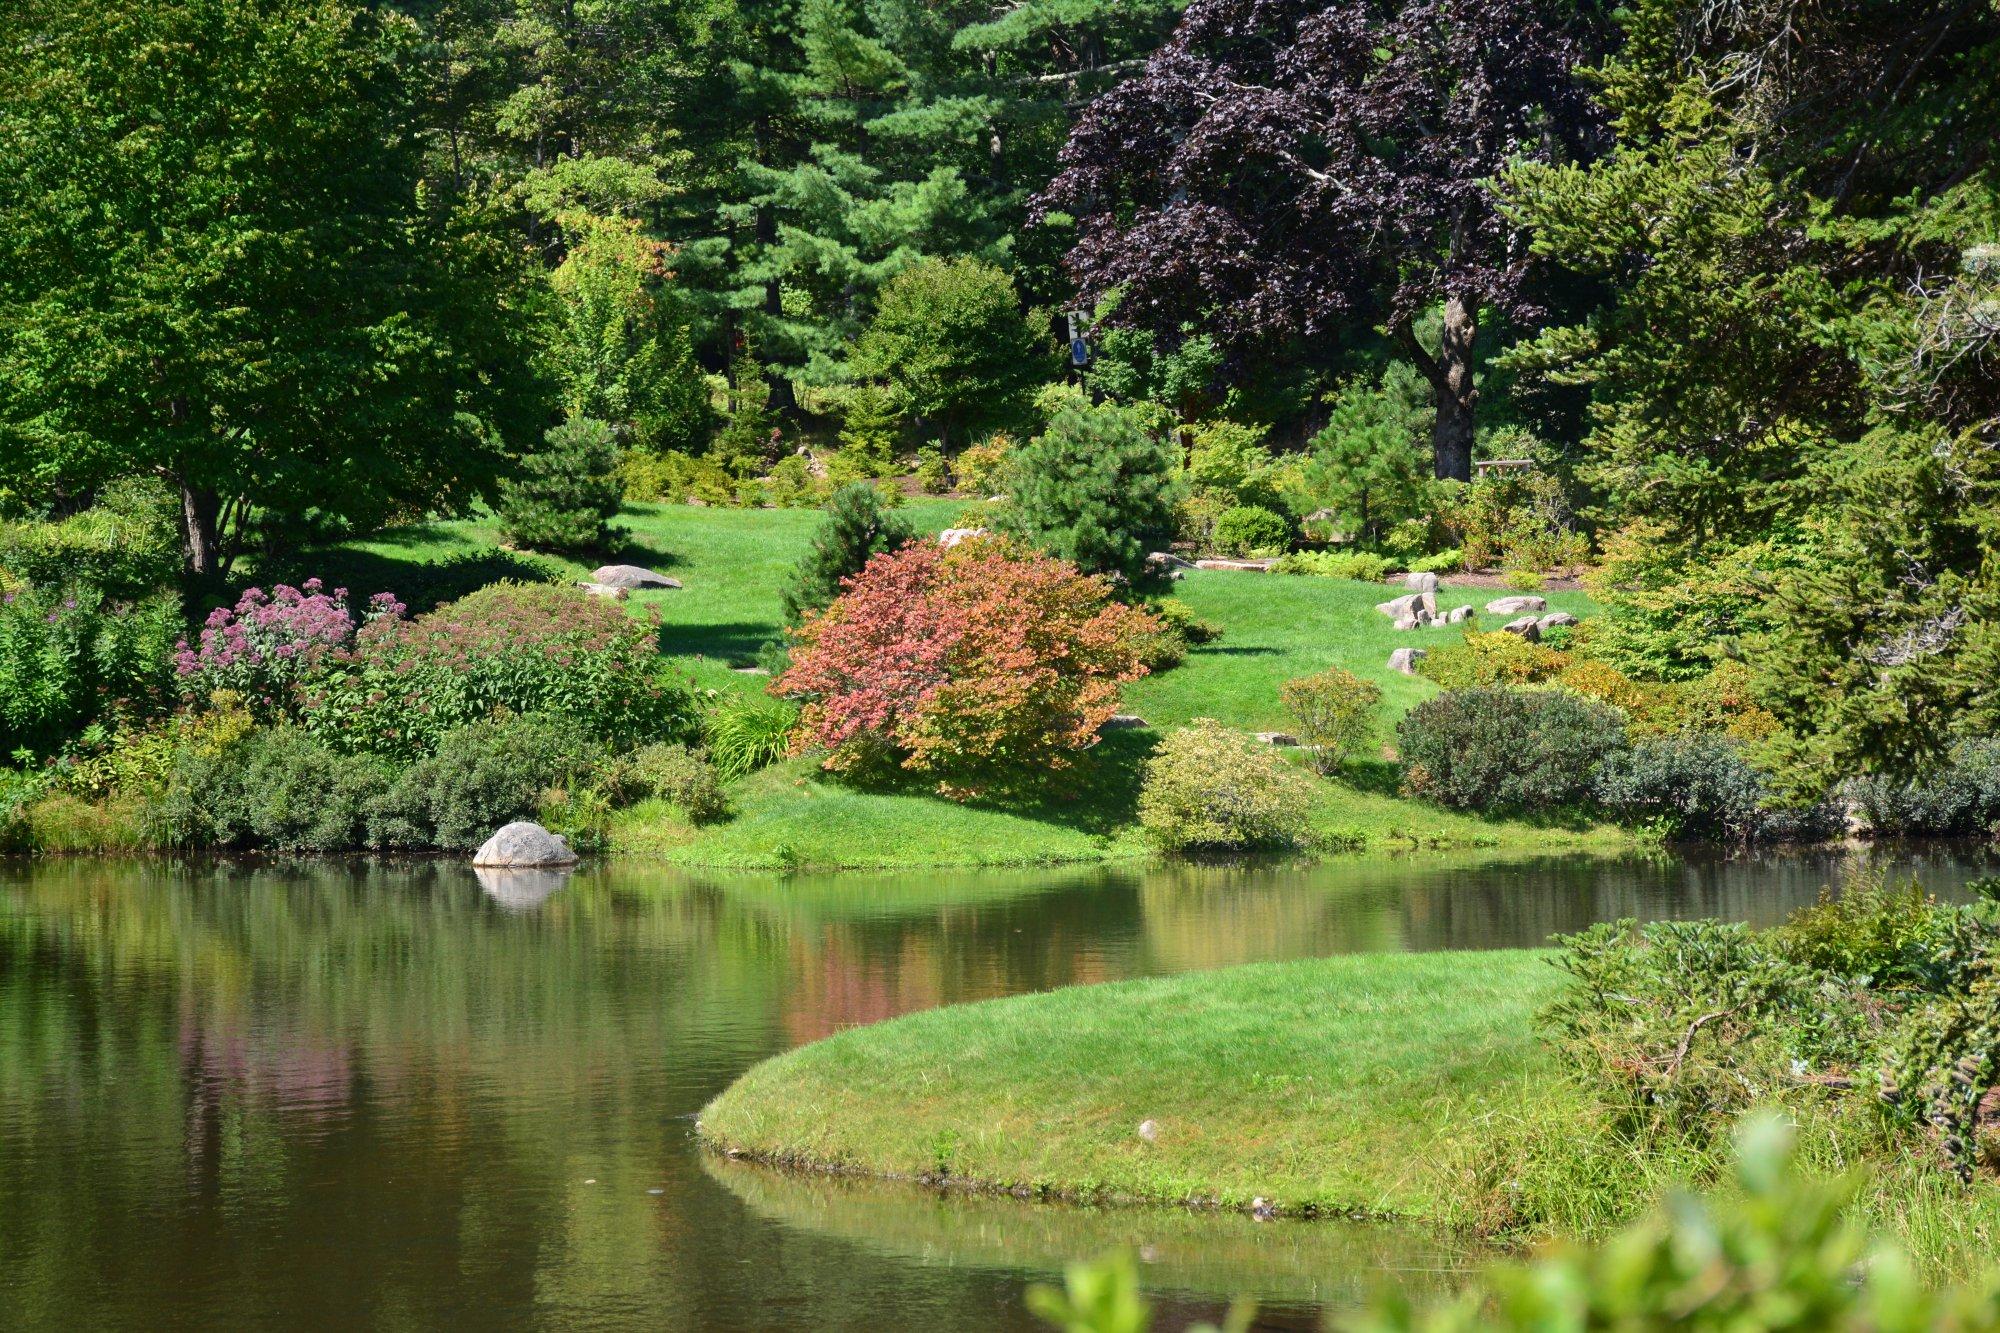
[1066,310,1090,368]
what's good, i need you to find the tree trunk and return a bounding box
[1432,293,1477,482]
[180,481,222,582]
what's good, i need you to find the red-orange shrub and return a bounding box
[775,537,1157,790]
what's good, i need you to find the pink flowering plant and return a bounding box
[302,581,694,759]
[176,580,407,715]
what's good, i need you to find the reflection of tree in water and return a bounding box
[5,844,2000,1328]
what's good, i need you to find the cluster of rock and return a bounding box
[938,527,988,548]
[1377,579,1582,671]
[576,564,682,599]
[1375,572,1475,630]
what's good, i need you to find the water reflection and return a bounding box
[1,844,1995,1329]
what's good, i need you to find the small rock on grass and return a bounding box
[592,563,681,589]
[1484,594,1546,615]
[1102,714,1148,730]
[1388,647,1427,675]
[576,581,629,600]
[1500,616,1542,641]
[1138,1119,1159,1143]
[1254,732,1299,747]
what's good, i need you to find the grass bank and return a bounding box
[700,950,1571,1217]
[300,502,1624,870]
[701,948,2000,1279]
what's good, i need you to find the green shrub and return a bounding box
[1418,630,1567,691]
[997,401,1184,583]
[853,257,1041,450]
[1845,739,2000,836]
[499,416,624,553]
[1591,732,1840,842]
[765,454,823,508]
[914,446,950,494]
[1398,687,1626,812]
[1136,596,1222,670]
[1210,504,1290,557]
[308,582,695,759]
[0,476,181,600]
[0,585,179,757]
[1407,548,1463,575]
[1268,549,1394,581]
[705,695,799,778]
[599,741,728,823]
[1502,568,1545,592]
[1184,420,1283,512]
[836,383,902,476]
[150,726,393,852]
[1138,719,1317,850]
[370,714,598,850]
[780,483,915,627]
[1279,667,1381,774]
[955,433,1014,495]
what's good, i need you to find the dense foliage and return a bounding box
[777,537,1157,791]
[779,484,914,627]
[1398,687,1624,813]
[996,400,1184,585]
[1137,719,1317,850]
[499,418,625,554]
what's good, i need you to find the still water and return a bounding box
[3,845,1996,1330]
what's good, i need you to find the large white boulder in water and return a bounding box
[472,821,578,868]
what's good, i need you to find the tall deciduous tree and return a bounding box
[0,0,550,578]
[1041,0,1606,479]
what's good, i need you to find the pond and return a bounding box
[3,844,1996,1329]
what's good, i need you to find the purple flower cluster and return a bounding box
[176,579,406,708]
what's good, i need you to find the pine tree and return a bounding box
[837,384,903,475]
[781,483,915,625]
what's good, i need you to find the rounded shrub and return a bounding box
[1138,719,1318,850]
[370,714,599,851]
[1280,667,1382,774]
[1210,504,1290,557]
[1845,739,2000,836]
[309,581,694,759]
[150,726,392,852]
[776,536,1157,792]
[1591,732,1840,842]
[1398,687,1626,813]
[996,400,1183,584]
[600,742,728,824]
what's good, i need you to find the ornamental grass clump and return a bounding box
[1137,718,1318,850]
[775,536,1157,793]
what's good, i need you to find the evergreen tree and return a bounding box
[996,400,1183,584]
[781,483,915,625]
[499,418,625,553]
[837,384,904,474]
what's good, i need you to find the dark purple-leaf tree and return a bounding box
[1041,0,1605,479]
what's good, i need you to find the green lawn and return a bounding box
[307,501,1626,869]
[1126,568,1595,742]
[700,950,1572,1218]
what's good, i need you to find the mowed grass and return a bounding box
[310,502,1626,867]
[701,949,1571,1217]
[1126,569,1597,742]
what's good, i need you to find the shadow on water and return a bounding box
[2,841,1998,1329]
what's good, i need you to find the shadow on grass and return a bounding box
[1340,757,1403,796]
[661,620,783,665]
[1189,645,1282,657]
[817,727,1158,840]
[260,546,568,614]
